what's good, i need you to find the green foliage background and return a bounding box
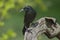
[0,0,60,40]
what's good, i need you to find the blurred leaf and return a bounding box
[0,1,4,8]
[0,21,4,26]
[2,34,8,40]
[7,29,17,38]
[10,32,16,38]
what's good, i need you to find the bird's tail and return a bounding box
[22,24,30,35]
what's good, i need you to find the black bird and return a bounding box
[20,6,36,35]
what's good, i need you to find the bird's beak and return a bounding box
[19,9,24,12]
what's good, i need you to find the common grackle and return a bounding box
[20,6,36,35]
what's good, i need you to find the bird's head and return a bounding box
[20,6,34,13]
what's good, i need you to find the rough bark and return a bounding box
[24,17,60,40]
